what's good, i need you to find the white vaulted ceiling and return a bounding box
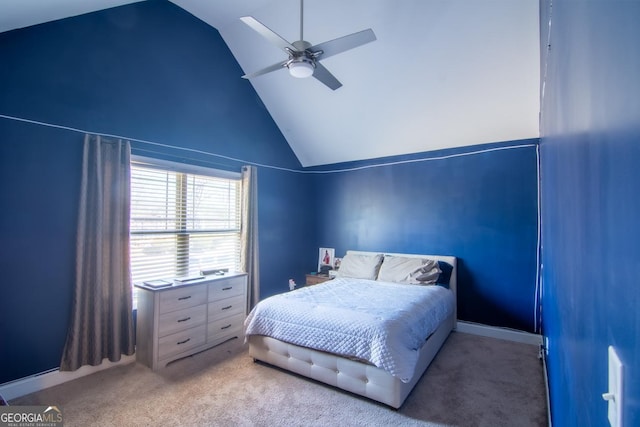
[0,0,540,167]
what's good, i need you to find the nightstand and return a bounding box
[305,274,332,285]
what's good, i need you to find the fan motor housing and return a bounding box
[292,40,312,51]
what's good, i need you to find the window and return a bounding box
[129,157,242,287]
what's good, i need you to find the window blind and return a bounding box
[130,160,242,285]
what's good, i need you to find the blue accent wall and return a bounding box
[0,0,314,384]
[540,0,640,425]
[312,141,539,332]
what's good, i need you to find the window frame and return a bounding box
[129,155,242,296]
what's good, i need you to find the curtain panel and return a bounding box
[241,165,260,312]
[60,134,135,371]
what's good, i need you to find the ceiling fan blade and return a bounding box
[242,60,288,79]
[240,16,297,52]
[312,62,342,90]
[309,29,376,60]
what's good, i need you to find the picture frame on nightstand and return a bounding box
[318,247,335,272]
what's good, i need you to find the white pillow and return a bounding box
[336,253,383,280]
[377,256,441,285]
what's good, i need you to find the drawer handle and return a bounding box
[222,287,233,291]
[177,338,191,345]
[177,317,191,323]
[178,296,192,301]
[220,324,232,330]
[221,305,233,310]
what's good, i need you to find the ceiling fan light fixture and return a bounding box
[240,0,376,89]
[288,58,315,78]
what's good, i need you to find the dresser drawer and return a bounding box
[158,304,207,338]
[207,313,244,342]
[208,294,245,322]
[208,277,246,301]
[158,324,206,360]
[159,284,207,313]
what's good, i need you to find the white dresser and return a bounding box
[135,272,248,370]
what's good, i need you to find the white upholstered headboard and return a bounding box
[346,250,457,326]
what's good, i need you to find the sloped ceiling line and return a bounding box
[0,0,540,167]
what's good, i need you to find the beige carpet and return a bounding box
[11,332,547,426]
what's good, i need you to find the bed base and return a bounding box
[248,312,454,409]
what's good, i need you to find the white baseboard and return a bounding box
[541,347,553,426]
[0,355,136,401]
[455,321,542,346]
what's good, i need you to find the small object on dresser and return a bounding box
[174,275,205,283]
[201,268,229,276]
[143,279,172,288]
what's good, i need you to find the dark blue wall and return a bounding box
[0,122,82,383]
[0,0,314,384]
[312,141,539,332]
[540,0,640,425]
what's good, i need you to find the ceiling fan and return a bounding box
[240,0,376,90]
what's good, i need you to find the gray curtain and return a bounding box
[240,165,260,312]
[60,134,135,371]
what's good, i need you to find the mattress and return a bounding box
[244,277,455,382]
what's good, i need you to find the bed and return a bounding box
[245,250,457,408]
